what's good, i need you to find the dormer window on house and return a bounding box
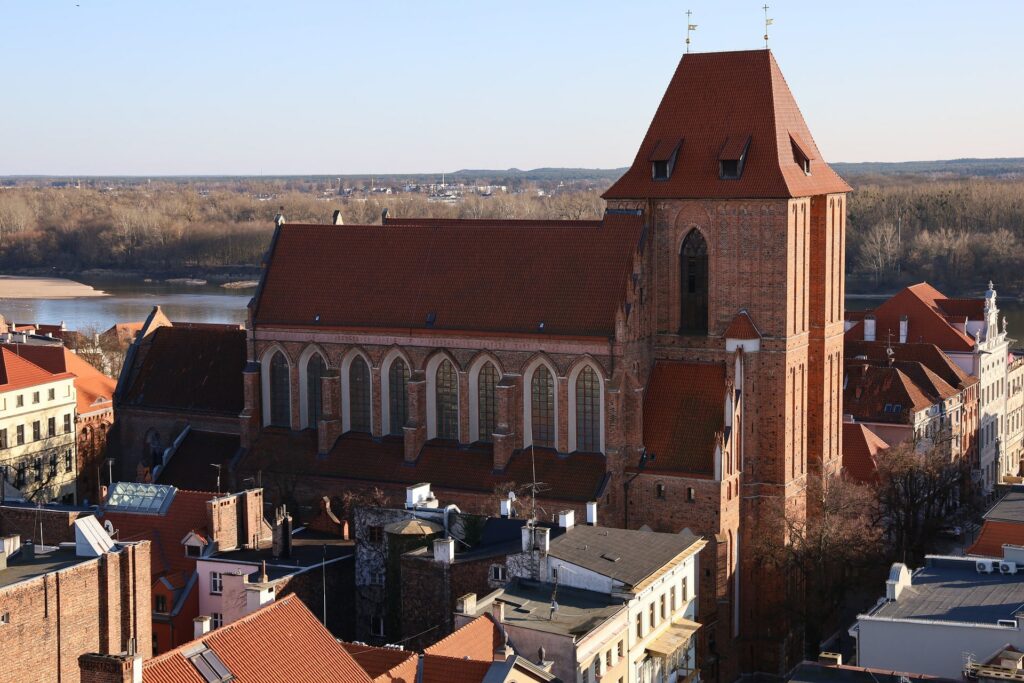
[718,135,751,180]
[182,530,209,558]
[650,138,682,181]
[790,133,814,175]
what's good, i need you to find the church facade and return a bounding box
[240,49,850,679]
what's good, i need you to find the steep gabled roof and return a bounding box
[143,595,372,683]
[424,614,502,661]
[340,642,418,683]
[642,361,725,477]
[2,344,116,415]
[842,422,890,484]
[844,283,977,353]
[845,341,976,390]
[605,50,850,200]
[724,310,761,339]
[252,212,645,338]
[0,347,72,392]
[842,362,935,424]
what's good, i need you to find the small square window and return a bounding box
[720,159,740,179]
[686,487,695,502]
[155,595,167,613]
[16,395,23,408]
[367,526,383,544]
[490,564,507,582]
[652,160,670,180]
[186,544,201,558]
[48,388,55,401]
[0,612,9,625]
[656,483,666,499]
[32,392,40,404]
[210,612,223,629]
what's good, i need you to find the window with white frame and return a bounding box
[210,612,223,629]
[210,572,223,595]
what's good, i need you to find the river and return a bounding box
[1,278,1022,341]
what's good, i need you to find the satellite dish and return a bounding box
[103,520,115,534]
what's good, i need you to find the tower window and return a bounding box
[679,229,709,335]
[719,135,751,180]
[653,160,670,180]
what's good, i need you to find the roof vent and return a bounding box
[425,312,437,328]
[719,135,751,180]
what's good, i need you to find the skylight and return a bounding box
[186,646,235,683]
[105,482,176,514]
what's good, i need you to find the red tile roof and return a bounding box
[967,521,1024,558]
[0,347,72,392]
[605,50,850,200]
[843,362,935,424]
[2,344,116,415]
[252,212,645,338]
[844,283,977,352]
[845,341,976,390]
[642,361,725,477]
[340,643,418,683]
[842,422,889,484]
[122,326,246,414]
[244,431,607,503]
[424,615,501,661]
[420,656,492,683]
[724,310,760,339]
[144,595,372,683]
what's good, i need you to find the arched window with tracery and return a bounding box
[477,363,498,443]
[388,359,409,436]
[679,229,708,334]
[575,366,601,452]
[436,360,459,440]
[269,351,290,427]
[531,366,555,448]
[305,354,325,429]
[349,356,371,433]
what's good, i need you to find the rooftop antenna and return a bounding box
[763,5,774,49]
[685,10,697,53]
[210,464,222,494]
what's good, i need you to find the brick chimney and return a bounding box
[272,506,292,559]
[78,653,142,683]
[194,615,212,638]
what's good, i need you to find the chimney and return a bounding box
[0,550,6,571]
[273,207,285,228]
[585,501,598,526]
[272,506,292,559]
[22,541,34,560]
[491,599,505,624]
[456,593,477,615]
[864,315,876,342]
[492,627,512,662]
[194,615,212,638]
[522,525,551,553]
[558,510,575,530]
[500,498,513,518]
[899,315,909,344]
[78,653,143,683]
[433,537,454,564]
[818,652,843,667]
[332,209,344,225]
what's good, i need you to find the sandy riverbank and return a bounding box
[0,275,108,299]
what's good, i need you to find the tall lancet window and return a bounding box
[388,359,409,436]
[349,356,371,433]
[436,360,459,440]
[477,363,498,443]
[575,366,601,452]
[269,352,290,427]
[680,229,709,335]
[531,366,555,448]
[305,354,325,429]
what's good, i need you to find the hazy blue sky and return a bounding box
[3,1,1022,175]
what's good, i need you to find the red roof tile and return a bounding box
[842,422,889,484]
[845,283,977,352]
[0,347,72,392]
[724,310,760,339]
[642,361,725,477]
[2,344,116,415]
[424,615,501,661]
[845,341,976,390]
[340,643,418,683]
[605,50,850,200]
[843,362,935,425]
[420,656,491,683]
[122,326,246,414]
[144,595,372,683]
[252,213,645,338]
[244,430,607,503]
[967,521,1024,558]
[935,298,985,319]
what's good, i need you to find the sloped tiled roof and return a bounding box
[252,212,645,338]
[424,614,501,661]
[642,361,725,477]
[844,283,977,352]
[0,347,72,392]
[724,310,761,339]
[845,341,976,390]
[122,326,246,414]
[157,431,241,492]
[843,362,935,424]
[842,422,889,484]
[605,50,850,200]
[967,520,1024,558]
[2,344,116,415]
[244,431,607,503]
[144,595,372,683]
[420,656,492,683]
[340,643,417,683]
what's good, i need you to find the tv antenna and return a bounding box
[763,5,774,49]
[521,445,550,523]
[685,10,697,53]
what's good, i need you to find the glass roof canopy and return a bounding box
[105,482,177,514]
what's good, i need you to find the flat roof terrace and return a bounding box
[0,545,92,589]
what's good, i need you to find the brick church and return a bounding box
[238,49,850,678]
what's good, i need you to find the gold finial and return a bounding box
[763,5,774,49]
[686,9,697,53]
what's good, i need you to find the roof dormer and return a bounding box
[718,135,750,180]
[790,133,814,175]
[649,138,682,181]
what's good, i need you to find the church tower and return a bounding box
[605,49,850,677]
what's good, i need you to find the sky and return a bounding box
[3,1,1022,175]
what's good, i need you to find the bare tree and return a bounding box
[859,221,900,285]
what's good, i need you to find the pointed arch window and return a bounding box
[575,366,601,452]
[531,366,555,448]
[477,363,499,443]
[436,360,459,440]
[305,354,325,429]
[679,229,708,335]
[269,351,290,427]
[388,359,409,437]
[349,356,371,433]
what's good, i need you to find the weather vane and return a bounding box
[763,4,774,49]
[686,10,697,53]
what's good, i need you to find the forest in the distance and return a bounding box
[1,161,1023,296]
